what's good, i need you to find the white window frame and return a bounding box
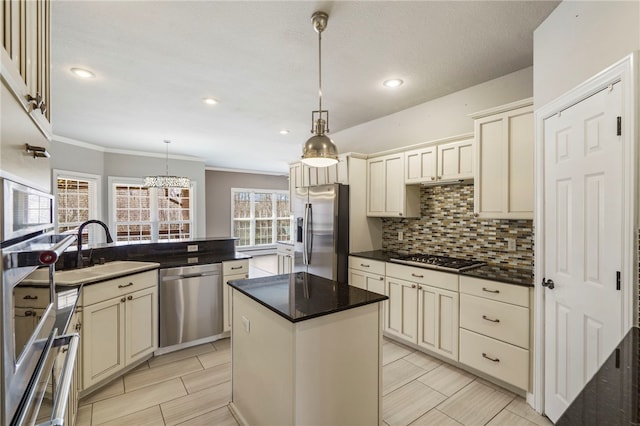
[230,188,291,249]
[53,169,102,244]
[108,176,196,242]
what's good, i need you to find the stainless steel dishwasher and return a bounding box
[157,263,223,354]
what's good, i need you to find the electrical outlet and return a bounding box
[506,238,516,252]
[187,244,198,252]
[398,231,403,241]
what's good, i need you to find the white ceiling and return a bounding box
[51,1,559,175]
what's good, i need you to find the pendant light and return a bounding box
[143,140,191,188]
[301,11,338,168]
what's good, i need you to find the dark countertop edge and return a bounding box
[349,250,534,287]
[555,326,639,425]
[228,279,388,324]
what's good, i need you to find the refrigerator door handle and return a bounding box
[302,203,309,265]
[304,203,313,264]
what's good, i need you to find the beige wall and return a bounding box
[533,1,640,107]
[205,170,288,238]
[331,67,534,155]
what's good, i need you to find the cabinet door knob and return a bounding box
[75,323,82,332]
[121,297,126,303]
[127,295,133,301]
[430,176,436,181]
[379,276,384,280]
[474,213,479,217]
[411,284,416,288]
[417,285,422,290]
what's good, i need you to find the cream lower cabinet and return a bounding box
[348,256,385,295]
[222,259,250,332]
[458,275,531,390]
[277,243,294,275]
[384,263,459,361]
[80,270,158,391]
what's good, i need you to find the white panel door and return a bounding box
[543,83,623,422]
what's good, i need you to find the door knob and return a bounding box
[542,278,555,290]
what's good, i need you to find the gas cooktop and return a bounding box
[389,254,486,272]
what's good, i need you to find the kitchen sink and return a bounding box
[24,261,160,286]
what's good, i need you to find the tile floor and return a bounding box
[75,255,554,426]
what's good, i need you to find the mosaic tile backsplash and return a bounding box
[382,183,533,270]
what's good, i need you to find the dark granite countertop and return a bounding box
[149,252,251,269]
[228,272,388,323]
[350,250,533,287]
[461,264,534,287]
[556,326,639,425]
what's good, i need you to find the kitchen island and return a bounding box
[227,272,387,426]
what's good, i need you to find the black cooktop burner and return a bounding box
[390,254,486,272]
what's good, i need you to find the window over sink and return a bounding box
[108,177,193,242]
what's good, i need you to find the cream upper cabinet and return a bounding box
[405,138,474,184]
[1,0,52,139]
[471,99,534,219]
[367,153,420,217]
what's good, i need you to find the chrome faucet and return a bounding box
[77,220,114,268]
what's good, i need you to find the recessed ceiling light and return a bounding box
[280,129,290,135]
[203,97,218,105]
[383,79,404,88]
[70,67,95,79]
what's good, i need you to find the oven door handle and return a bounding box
[50,333,80,426]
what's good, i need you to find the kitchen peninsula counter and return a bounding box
[556,326,640,425]
[227,272,387,425]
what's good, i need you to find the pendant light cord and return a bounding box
[318,29,322,116]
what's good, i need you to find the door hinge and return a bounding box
[616,271,621,290]
[616,116,622,136]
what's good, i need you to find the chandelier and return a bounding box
[143,140,191,188]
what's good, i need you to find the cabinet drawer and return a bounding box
[460,294,529,349]
[225,272,249,285]
[349,257,385,275]
[14,287,50,308]
[223,260,249,275]
[459,276,529,307]
[276,244,294,256]
[82,270,158,306]
[386,262,458,292]
[459,328,529,390]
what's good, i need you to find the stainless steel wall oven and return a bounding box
[1,178,79,425]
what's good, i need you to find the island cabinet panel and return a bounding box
[231,289,382,426]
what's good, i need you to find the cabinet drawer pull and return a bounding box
[25,310,36,317]
[231,266,243,270]
[482,287,500,294]
[482,353,500,363]
[411,273,424,278]
[118,282,134,288]
[23,295,38,300]
[482,315,500,323]
[360,264,370,268]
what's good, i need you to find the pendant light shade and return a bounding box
[301,11,338,168]
[143,140,191,188]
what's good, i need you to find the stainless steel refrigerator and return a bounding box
[293,183,349,283]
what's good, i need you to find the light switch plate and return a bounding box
[398,231,403,241]
[187,244,198,252]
